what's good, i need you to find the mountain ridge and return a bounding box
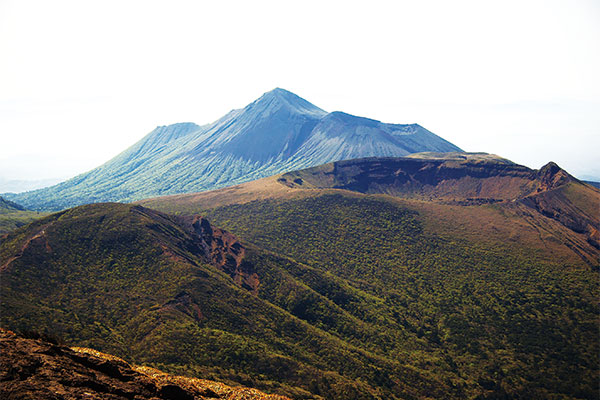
[0,202,453,399]
[2,154,598,398]
[0,196,26,212]
[0,196,45,236]
[5,88,461,211]
[277,154,600,264]
[139,153,599,267]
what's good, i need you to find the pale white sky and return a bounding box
[1,0,599,183]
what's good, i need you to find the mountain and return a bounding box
[279,153,600,262]
[5,88,461,211]
[141,152,599,266]
[0,328,290,400]
[0,196,26,211]
[584,180,600,189]
[0,196,45,236]
[0,202,455,399]
[0,177,65,194]
[2,154,598,399]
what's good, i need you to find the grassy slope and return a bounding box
[1,203,458,400]
[138,173,599,399]
[0,197,47,235]
[3,156,598,399]
[0,210,47,235]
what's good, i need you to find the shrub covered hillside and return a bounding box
[198,193,598,399]
[0,196,46,235]
[3,154,599,399]
[137,154,599,399]
[1,203,460,400]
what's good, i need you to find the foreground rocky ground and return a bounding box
[0,328,290,400]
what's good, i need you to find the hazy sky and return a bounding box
[1,0,599,185]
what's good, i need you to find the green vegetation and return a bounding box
[200,194,599,399]
[0,203,447,399]
[0,196,26,211]
[0,196,47,235]
[0,210,47,235]
[1,193,598,399]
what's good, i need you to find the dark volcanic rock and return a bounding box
[280,153,539,201]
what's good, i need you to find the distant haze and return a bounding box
[1,0,599,184]
[0,177,64,194]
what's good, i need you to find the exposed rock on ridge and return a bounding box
[181,215,258,293]
[0,328,289,400]
[279,153,542,201]
[278,153,599,265]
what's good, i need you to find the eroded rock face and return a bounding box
[183,215,259,293]
[278,156,600,266]
[0,328,289,400]
[130,207,260,294]
[281,155,540,201]
[536,161,571,191]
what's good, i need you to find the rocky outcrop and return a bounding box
[0,328,289,400]
[536,161,572,191]
[280,154,540,201]
[182,215,259,293]
[128,206,259,293]
[521,163,600,255]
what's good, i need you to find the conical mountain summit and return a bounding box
[7,88,461,211]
